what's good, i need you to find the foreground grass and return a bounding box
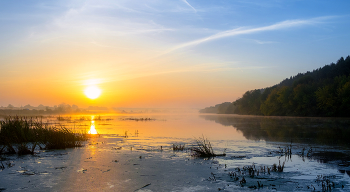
[0,116,88,155]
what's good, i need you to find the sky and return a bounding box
[0,0,350,109]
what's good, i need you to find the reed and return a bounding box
[271,160,285,172]
[0,116,87,155]
[277,160,285,172]
[172,144,186,151]
[41,126,86,149]
[191,136,226,157]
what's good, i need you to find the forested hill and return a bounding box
[200,55,350,117]
[199,102,232,114]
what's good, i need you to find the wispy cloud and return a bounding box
[244,38,277,44]
[104,61,277,83]
[181,0,197,13]
[26,1,174,44]
[253,40,276,44]
[165,16,336,53]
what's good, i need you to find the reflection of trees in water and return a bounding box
[200,115,350,146]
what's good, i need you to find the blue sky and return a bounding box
[0,0,350,108]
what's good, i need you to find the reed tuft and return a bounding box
[172,144,186,151]
[0,116,87,155]
[191,136,226,157]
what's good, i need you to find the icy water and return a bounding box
[1,113,350,191]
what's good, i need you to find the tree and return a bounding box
[7,104,14,109]
[315,85,336,116]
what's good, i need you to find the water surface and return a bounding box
[1,113,349,191]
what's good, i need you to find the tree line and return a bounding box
[200,55,350,117]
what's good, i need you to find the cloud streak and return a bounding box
[107,62,276,83]
[182,0,197,13]
[166,16,336,53]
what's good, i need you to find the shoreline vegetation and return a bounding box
[0,103,110,117]
[0,116,88,155]
[0,105,198,117]
[200,55,350,117]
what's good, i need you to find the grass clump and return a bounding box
[0,116,87,155]
[271,160,285,172]
[39,126,86,150]
[191,136,226,157]
[172,144,186,151]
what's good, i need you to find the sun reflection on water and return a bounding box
[88,116,98,134]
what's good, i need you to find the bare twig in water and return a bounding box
[134,183,151,192]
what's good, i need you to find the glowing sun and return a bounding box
[84,85,101,99]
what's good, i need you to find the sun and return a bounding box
[84,85,101,99]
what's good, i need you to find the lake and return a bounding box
[0,113,349,191]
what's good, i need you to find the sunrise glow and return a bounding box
[84,86,101,99]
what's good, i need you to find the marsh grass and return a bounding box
[122,118,154,121]
[57,116,71,121]
[191,136,226,157]
[277,160,285,172]
[41,126,86,149]
[0,116,87,155]
[172,144,185,151]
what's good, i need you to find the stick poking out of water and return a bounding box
[134,183,151,192]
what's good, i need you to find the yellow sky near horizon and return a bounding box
[1,36,276,108]
[2,55,259,108]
